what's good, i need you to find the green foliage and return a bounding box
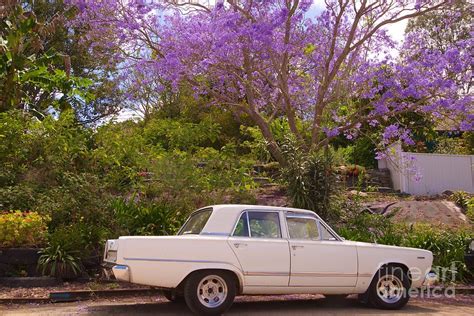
[37,222,106,278]
[451,191,470,210]
[331,137,376,168]
[434,133,474,155]
[0,5,93,115]
[45,223,105,259]
[349,137,376,168]
[281,137,338,221]
[402,224,472,282]
[450,191,474,222]
[111,198,186,236]
[335,203,473,282]
[143,118,221,151]
[0,211,50,248]
[38,244,83,279]
[337,205,403,246]
[467,206,474,222]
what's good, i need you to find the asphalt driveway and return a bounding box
[2,295,473,315]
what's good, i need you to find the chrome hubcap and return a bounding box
[376,274,404,304]
[197,275,227,308]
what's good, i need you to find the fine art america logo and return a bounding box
[379,263,461,299]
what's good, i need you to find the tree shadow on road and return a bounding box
[86,296,438,315]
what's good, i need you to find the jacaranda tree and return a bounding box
[66,0,473,165]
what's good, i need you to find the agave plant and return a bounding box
[38,244,83,280]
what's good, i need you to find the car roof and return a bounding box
[196,204,320,236]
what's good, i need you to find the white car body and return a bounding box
[104,204,434,297]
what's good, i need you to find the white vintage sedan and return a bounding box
[104,204,435,315]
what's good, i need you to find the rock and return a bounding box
[442,190,454,196]
[349,190,368,197]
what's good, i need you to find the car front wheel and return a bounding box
[369,266,410,310]
[183,270,236,315]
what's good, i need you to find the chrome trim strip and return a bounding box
[291,272,358,277]
[200,232,229,236]
[244,272,360,277]
[123,257,232,265]
[358,273,373,277]
[244,272,290,276]
[246,211,251,237]
[246,285,352,288]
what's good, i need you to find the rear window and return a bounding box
[178,208,213,235]
[233,211,281,238]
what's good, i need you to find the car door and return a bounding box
[227,210,290,286]
[286,214,358,287]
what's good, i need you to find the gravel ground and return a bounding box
[1,294,473,315]
[0,282,145,299]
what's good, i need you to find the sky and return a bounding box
[305,1,408,43]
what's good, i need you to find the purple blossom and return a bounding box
[64,0,472,151]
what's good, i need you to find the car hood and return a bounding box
[343,240,432,256]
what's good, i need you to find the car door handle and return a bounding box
[234,243,248,248]
[291,245,304,250]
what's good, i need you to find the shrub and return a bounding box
[434,133,474,155]
[111,198,187,236]
[402,224,472,282]
[467,202,474,221]
[451,191,471,210]
[450,191,474,221]
[330,137,376,168]
[38,244,83,280]
[0,211,49,248]
[336,206,403,246]
[335,206,473,282]
[281,138,339,221]
[46,223,109,260]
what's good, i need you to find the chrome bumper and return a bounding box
[422,272,438,286]
[112,265,130,282]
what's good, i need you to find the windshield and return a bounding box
[178,208,213,235]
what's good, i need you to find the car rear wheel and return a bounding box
[183,270,236,315]
[369,266,410,310]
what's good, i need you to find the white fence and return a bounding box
[378,144,474,195]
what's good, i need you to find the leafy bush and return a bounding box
[402,224,472,282]
[335,205,473,282]
[330,137,376,168]
[334,198,402,243]
[38,244,83,280]
[143,118,221,151]
[467,202,474,222]
[450,191,474,221]
[451,191,470,209]
[0,211,49,248]
[348,137,377,168]
[111,198,186,236]
[281,138,339,221]
[434,133,474,155]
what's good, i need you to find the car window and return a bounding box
[286,217,319,240]
[320,223,337,241]
[248,211,281,238]
[178,208,213,235]
[233,212,249,237]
